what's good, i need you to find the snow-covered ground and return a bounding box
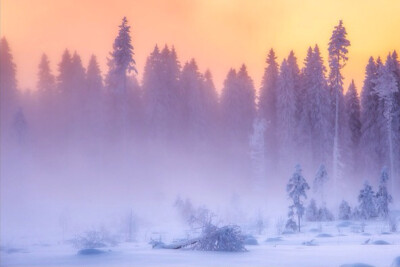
[1,220,399,267]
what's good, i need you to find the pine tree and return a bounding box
[106,16,137,93]
[276,57,297,164]
[338,200,352,220]
[37,54,55,93]
[313,164,328,202]
[374,54,399,193]
[359,57,385,179]
[305,199,318,221]
[286,164,310,232]
[142,45,181,141]
[328,20,350,194]
[57,49,73,93]
[259,49,279,167]
[180,59,208,143]
[220,65,255,145]
[344,80,361,175]
[375,167,392,219]
[358,181,377,220]
[86,55,103,93]
[0,37,18,131]
[299,46,332,167]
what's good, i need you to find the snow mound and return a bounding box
[392,256,400,267]
[316,233,333,238]
[78,248,108,255]
[265,237,283,242]
[372,240,390,245]
[340,263,375,267]
[243,235,258,245]
[337,221,352,227]
[302,239,317,246]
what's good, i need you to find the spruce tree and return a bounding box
[259,49,279,167]
[375,167,392,219]
[276,57,297,164]
[37,54,55,93]
[344,80,361,175]
[374,54,398,193]
[286,164,310,232]
[106,16,137,93]
[328,20,350,194]
[358,181,377,220]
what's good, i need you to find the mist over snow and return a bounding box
[0,17,399,267]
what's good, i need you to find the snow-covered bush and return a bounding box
[192,224,246,252]
[72,229,118,249]
[338,200,352,220]
[305,199,318,221]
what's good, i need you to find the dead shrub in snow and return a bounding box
[72,229,118,249]
[192,224,246,252]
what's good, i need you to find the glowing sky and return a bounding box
[1,0,399,92]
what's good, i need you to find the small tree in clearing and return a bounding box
[338,200,352,220]
[376,167,393,219]
[313,164,328,202]
[305,199,318,222]
[286,164,310,232]
[358,181,377,220]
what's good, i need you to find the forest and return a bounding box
[1,16,400,267]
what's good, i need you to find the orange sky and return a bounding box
[1,0,399,93]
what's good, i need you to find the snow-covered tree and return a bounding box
[318,204,334,221]
[220,65,256,145]
[328,20,350,194]
[305,199,318,221]
[259,49,279,166]
[344,80,361,175]
[106,16,137,93]
[338,200,352,220]
[313,164,328,202]
[375,167,393,219]
[374,54,399,193]
[285,206,297,232]
[359,57,386,179]
[358,181,377,220]
[286,164,310,232]
[142,45,182,141]
[276,57,297,163]
[298,46,332,167]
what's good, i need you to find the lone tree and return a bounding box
[375,167,393,219]
[287,164,310,232]
[107,16,137,93]
[328,20,350,196]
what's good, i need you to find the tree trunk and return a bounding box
[298,214,301,232]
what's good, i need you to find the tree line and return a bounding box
[0,18,399,193]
